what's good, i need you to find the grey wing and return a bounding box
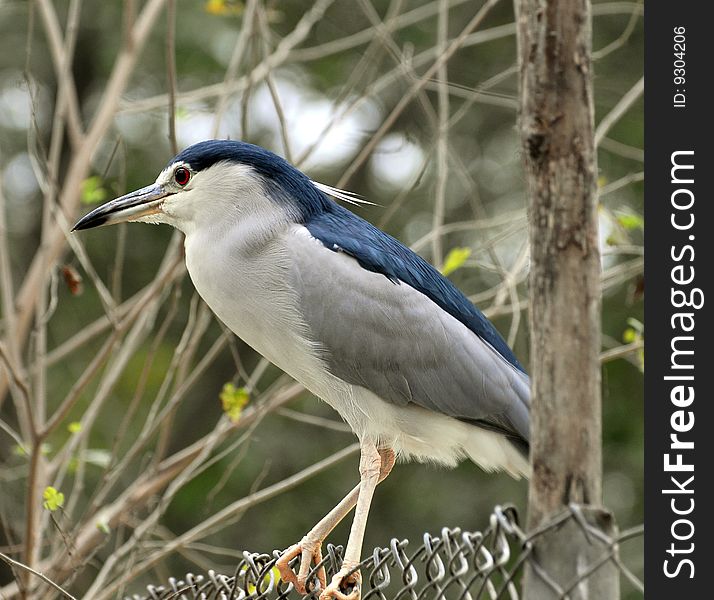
[289,230,530,445]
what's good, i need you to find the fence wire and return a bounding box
[125,505,643,600]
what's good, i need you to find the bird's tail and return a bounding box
[461,426,530,479]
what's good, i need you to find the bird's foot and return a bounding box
[319,565,360,600]
[276,536,327,594]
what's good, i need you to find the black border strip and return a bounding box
[645,3,711,596]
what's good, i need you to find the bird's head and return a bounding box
[73,140,333,235]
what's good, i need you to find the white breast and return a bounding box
[183,223,345,401]
[183,224,404,443]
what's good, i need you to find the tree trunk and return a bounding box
[514,0,619,597]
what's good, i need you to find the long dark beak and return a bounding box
[72,183,170,231]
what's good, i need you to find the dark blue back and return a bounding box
[306,203,525,373]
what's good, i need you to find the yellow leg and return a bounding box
[319,441,384,600]
[276,446,395,595]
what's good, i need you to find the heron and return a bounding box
[73,139,530,600]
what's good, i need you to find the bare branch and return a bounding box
[89,443,360,600]
[594,76,644,146]
[35,0,84,147]
[0,551,77,600]
[337,0,502,188]
[211,0,260,138]
[431,0,450,269]
[3,0,169,408]
[165,0,178,154]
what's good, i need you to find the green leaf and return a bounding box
[626,317,644,333]
[96,519,110,535]
[42,486,65,511]
[13,444,26,457]
[67,421,82,434]
[623,318,643,344]
[247,566,281,593]
[81,176,108,205]
[616,213,644,231]
[220,383,250,423]
[205,0,244,16]
[440,247,472,277]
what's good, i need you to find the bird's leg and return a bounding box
[277,485,358,593]
[277,447,395,595]
[319,441,384,600]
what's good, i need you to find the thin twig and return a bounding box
[598,171,644,197]
[3,0,169,410]
[89,443,360,600]
[599,136,643,162]
[431,0,450,268]
[0,551,78,600]
[0,344,35,438]
[277,408,352,433]
[258,6,293,163]
[593,0,642,60]
[118,2,642,116]
[211,0,259,138]
[594,76,644,146]
[337,0,502,187]
[166,0,178,154]
[599,340,644,364]
[34,0,84,147]
[37,384,303,589]
[0,171,20,378]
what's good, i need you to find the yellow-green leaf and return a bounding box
[12,444,27,457]
[247,566,281,594]
[616,213,644,231]
[81,176,108,205]
[205,0,244,16]
[622,318,643,344]
[96,519,110,535]
[622,328,636,343]
[220,383,249,423]
[440,247,472,277]
[68,421,82,434]
[43,486,65,511]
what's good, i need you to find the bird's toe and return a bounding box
[277,538,326,594]
[319,567,360,600]
[276,543,302,590]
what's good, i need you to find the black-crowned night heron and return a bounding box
[74,140,530,600]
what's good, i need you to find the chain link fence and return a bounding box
[125,505,643,600]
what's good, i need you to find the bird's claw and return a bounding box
[319,566,361,600]
[276,538,326,594]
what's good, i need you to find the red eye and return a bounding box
[174,166,190,186]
